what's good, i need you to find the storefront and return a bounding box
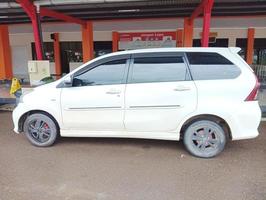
[0,0,265,113]
[1,0,266,83]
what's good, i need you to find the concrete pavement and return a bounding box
[0,111,265,200]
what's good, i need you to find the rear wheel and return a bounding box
[23,113,58,147]
[183,120,226,158]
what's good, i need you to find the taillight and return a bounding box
[245,74,260,101]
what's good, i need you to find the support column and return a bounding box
[112,31,119,52]
[228,37,236,47]
[246,28,255,65]
[82,21,94,62]
[17,0,44,60]
[201,10,211,47]
[201,0,213,47]
[32,18,44,60]
[176,29,183,47]
[183,18,193,47]
[53,33,61,78]
[0,25,12,79]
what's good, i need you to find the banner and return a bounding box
[118,32,176,50]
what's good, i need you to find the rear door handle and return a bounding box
[106,90,121,95]
[173,86,191,91]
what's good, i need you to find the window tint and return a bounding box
[186,52,241,80]
[73,59,127,86]
[130,57,188,83]
[186,52,233,65]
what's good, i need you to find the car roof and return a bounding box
[99,47,241,58]
[67,47,241,76]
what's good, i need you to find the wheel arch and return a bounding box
[180,114,232,140]
[18,110,60,134]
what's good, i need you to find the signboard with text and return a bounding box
[118,32,176,50]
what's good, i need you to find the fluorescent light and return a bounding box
[0,16,8,19]
[118,9,140,13]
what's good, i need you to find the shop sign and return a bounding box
[118,32,176,50]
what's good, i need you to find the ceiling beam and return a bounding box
[16,0,86,26]
[40,7,86,26]
[190,0,214,23]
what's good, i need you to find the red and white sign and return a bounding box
[118,32,176,50]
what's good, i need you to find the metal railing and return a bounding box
[253,65,266,85]
[253,65,266,116]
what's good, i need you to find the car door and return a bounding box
[124,52,197,132]
[60,55,130,131]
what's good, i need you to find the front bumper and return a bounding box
[12,103,26,133]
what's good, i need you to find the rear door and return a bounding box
[124,52,197,132]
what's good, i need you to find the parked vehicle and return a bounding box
[12,47,261,158]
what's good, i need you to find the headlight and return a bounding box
[18,89,34,104]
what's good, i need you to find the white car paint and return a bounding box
[13,47,261,141]
[61,84,126,130]
[124,81,197,132]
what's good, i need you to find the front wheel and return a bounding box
[23,113,58,147]
[183,120,226,158]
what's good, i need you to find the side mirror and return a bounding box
[63,76,72,87]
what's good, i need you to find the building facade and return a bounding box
[6,16,266,80]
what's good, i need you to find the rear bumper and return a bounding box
[230,101,261,140]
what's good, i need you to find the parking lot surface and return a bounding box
[0,111,265,200]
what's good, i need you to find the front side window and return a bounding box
[186,52,241,80]
[130,56,188,84]
[73,59,127,87]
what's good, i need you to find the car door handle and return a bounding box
[173,86,191,91]
[106,90,121,95]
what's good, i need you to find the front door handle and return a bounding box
[173,86,191,91]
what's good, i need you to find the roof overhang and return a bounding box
[1,0,266,24]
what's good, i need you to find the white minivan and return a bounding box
[12,47,261,158]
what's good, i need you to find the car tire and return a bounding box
[183,120,226,158]
[23,113,58,147]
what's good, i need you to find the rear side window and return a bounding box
[130,56,189,83]
[186,52,241,80]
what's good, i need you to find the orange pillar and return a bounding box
[82,21,94,62]
[112,31,119,52]
[0,25,12,80]
[53,33,61,78]
[176,29,183,47]
[183,18,193,47]
[246,28,255,65]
